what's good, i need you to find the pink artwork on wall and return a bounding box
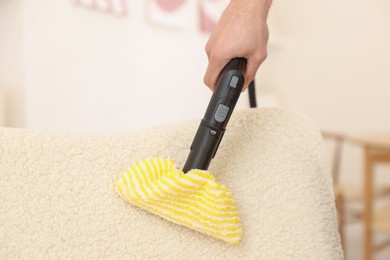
[70,0,229,34]
[72,0,128,16]
[199,3,216,33]
[198,0,228,33]
[145,0,194,31]
[155,0,186,12]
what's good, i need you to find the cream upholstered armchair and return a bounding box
[0,109,343,259]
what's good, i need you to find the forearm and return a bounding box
[204,0,272,90]
[230,0,272,20]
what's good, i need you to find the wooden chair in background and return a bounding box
[347,135,390,260]
[322,132,390,259]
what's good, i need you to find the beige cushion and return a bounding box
[0,108,342,259]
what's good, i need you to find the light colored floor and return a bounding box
[345,223,390,260]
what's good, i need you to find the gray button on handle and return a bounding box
[214,104,230,123]
[229,76,239,88]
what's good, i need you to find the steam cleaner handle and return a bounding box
[182,58,246,173]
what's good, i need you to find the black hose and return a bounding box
[248,80,257,108]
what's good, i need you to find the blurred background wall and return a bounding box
[0,0,24,127]
[1,0,389,134]
[0,1,389,258]
[19,0,217,132]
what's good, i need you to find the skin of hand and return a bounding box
[204,0,272,91]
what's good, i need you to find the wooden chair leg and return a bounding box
[364,148,373,260]
[335,192,346,259]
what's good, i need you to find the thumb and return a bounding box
[204,57,230,91]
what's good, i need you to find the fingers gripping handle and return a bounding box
[220,58,247,78]
[183,58,246,173]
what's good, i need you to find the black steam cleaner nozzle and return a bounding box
[182,58,246,173]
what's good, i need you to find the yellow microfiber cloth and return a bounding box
[115,157,242,244]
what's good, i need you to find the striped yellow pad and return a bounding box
[115,158,242,244]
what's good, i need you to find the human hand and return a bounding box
[204,0,272,91]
